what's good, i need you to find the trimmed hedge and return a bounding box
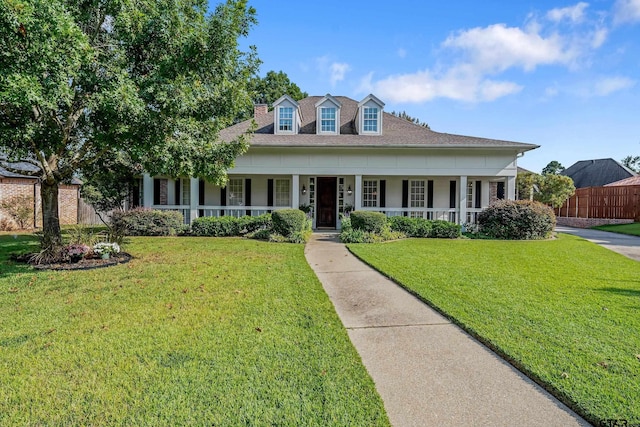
[110,208,183,236]
[272,209,308,237]
[350,211,388,233]
[430,220,461,238]
[191,214,271,237]
[477,200,556,240]
[388,216,432,237]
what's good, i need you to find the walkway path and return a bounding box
[556,226,640,261]
[305,232,589,427]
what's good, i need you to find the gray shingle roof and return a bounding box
[561,158,637,188]
[0,158,82,185]
[220,95,539,151]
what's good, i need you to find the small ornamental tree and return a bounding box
[0,195,34,229]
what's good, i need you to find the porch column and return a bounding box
[507,175,516,200]
[354,175,362,210]
[292,174,299,209]
[143,173,153,208]
[459,175,467,224]
[189,177,199,224]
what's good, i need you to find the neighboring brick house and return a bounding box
[0,162,80,228]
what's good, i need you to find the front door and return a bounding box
[317,177,337,228]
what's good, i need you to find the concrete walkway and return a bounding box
[556,226,640,261]
[305,232,590,427]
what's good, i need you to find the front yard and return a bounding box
[0,235,389,426]
[592,222,640,236]
[348,234,640,425]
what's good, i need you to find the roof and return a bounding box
[220,95,539,152]
[561,158,637,188]
[0,158,82,185]
[604,175,640,186]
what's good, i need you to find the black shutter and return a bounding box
[153,179,160,205]
[220,187,226,216]
[475,180,482,208]
[449,181,456,208]
[379,180,386,208]
[497,182,505,200]
[175,179,181,205]
[267,179,274,209]
[427,180,434,208]
[402,180,409,216]
[198,179,205,217]
[245,179,252,216]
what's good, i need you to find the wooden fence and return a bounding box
[556,185,640,220]
[77,198,111,225]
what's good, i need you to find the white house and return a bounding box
[140,94,538,228]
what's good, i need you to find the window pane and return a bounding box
[410,180,425,208]
[321,107,336,132]
[363,180,378,207]
[228,179,243,206]
[275,179,290,207]
[279,107,293,131]
[466,181,474,209]
[363,107,378,132]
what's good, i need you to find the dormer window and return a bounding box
[320,107,336,132]
[315,94,341,135]
[279,107,293,132]
[357,94,385,135]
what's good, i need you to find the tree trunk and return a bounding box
[40,180,62,250]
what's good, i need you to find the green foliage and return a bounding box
[389,111,430,128]
[592,222,640,236]
[350,211,388,233]
[477,200,556,240]
[110,208,183,236]
[517,172,539,201]
[388,216,432,237]
[541,160,565,175]
[251,70,308,106]
[191,215,240,237]
[621,155,640,173]
[536,174,575,208]
[0,0,260,248]
[349,236,640,425]
[0,194,34,229]
[271,209,308,237]
[430,220,461,238]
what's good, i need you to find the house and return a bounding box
[561,158,637,188]
[0,161,81,228]
[604,175,640,186]
[140,94,538,228]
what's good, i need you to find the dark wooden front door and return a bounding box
[317,177,337,228]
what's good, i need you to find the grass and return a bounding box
[348,234,640,425]
[0,234,389,426]
[592,222,640,237]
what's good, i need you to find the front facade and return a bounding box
[141,94,538,228]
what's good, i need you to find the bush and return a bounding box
[272,209,307,237]
[350,211,388,233]
[191,216,240,237]
[477,200,556,240]
[430,220,461,239]
[237,214,272,234]
[110,208,183,236]
[388,216,433,237]
[0,194,34,229]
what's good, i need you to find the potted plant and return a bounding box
[65,244,90,263]
[93,242,121,260]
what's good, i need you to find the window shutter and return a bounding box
[449,181,456,208]
[402,180,408,216]
[427,180,434,208]
[198,180,205,217]
[475,181,482,208]
[497,182,505,199]
[153,179,161,205]
[220,187,226,216]
[245,179,252,216]
[267,179,274,208]
[174,179,181,205]
[379,180,386,208]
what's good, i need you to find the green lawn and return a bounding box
[592,222,640,236]
[0,235,389,426]
[348,234,640,425]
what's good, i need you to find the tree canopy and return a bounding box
[621,155,640,173]
[0,0,260,253]
[541,160,565,175]
[389,111,430,129]
[517,172,575,208]
[251,70,307,105]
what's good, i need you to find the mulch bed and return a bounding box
[10,253,133,271]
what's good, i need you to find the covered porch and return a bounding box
[141,173,516,228]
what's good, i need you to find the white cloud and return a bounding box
[397,48,407,59]
[593,76,636,96]
[546,2,589,23]
[613,0,640,24]
[329,62,350,86]
[591,27,608,48]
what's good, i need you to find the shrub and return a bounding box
[110,208,183,236]
[272,209,307,237]
[430,220,461,239]
[388,216,433,237]
[350,211,388,233]
[237,214,272,234]
[477,200,556,240]
[0,218,16,231]
[0,195,34,229]
[191,216,240,237]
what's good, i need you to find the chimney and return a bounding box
[254,104,268,119]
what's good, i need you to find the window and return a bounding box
[363,180,378,207]
[320,107,336,132]
[227,178,243,206]
[279,107,293,132]
[466,181,474,209]
[363,107,378,132]
[410,180,425,208]
[275,179,290,207]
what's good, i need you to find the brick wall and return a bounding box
[556,217,634,228]
[0,178,79,228]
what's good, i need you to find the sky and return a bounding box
[218,0,640,173]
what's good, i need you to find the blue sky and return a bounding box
[226,0,640,173]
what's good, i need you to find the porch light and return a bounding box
[301,185,307,194]
[347,185,352,195]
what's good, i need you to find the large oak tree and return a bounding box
[0,0,260,255]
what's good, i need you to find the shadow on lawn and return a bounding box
[597,287,640,298]
[0,234,40,278]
